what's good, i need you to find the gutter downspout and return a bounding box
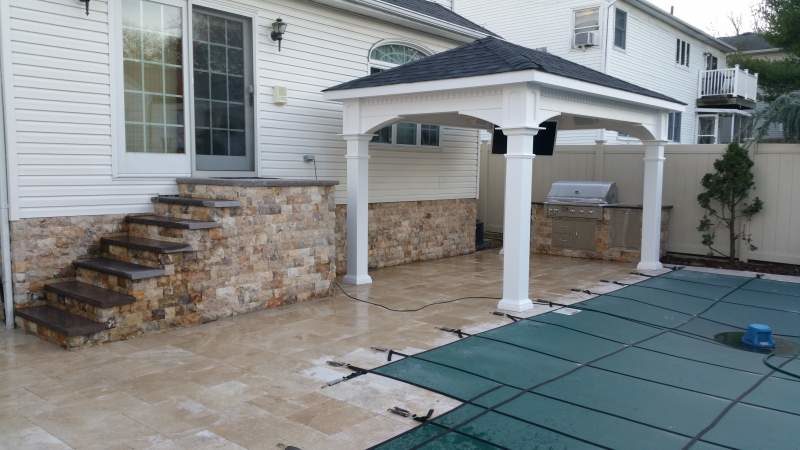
[0,31,13,330]
[602,0,619,74]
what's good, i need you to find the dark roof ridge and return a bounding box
[487,37,542,70]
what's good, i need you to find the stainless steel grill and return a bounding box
[544,181,618,206]
[543,181,621,251]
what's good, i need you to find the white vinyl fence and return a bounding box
[478,143,800,265]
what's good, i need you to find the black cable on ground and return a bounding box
[333,281,500,313]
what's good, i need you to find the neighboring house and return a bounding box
[0,0,496,342]
[720,32,791,142]
[453,0,759,145]
[720,32,791,62]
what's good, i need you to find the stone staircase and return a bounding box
[15,194,241,349]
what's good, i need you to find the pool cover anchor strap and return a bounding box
[323,361,369,388]
[437,327,467,339]
[492,311,521,322]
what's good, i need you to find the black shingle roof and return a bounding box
[379,0,499,37]
[720,32,778,52]
[326,37,684,105]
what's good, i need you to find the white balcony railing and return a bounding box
[698,65,759,101]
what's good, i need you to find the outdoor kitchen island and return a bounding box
[532,181,672,263]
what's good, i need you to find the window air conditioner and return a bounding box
[575,31,597,48]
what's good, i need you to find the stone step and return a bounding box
[102,235,193,254]
[45,280,136,309]
[126,214,220,230]
[16,306,107,337]
[74,258,166,280]
[152,195,240,208]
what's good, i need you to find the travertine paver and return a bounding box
[0,251,634,449]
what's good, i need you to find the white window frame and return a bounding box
[675,38,691,68]
[370,123,441,149]
[668,112,682,143]
[697,114,718,144]
[614,8,627,50]
[189,0,260,178]
[572,6,601,49]
[111,0,260,178]
[111,0,192,178]
[368,42,440,150]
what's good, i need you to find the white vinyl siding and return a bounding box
[455,0,728,145]
[454,0,606,71]
[2,0,479,219]
[604,1,727,144]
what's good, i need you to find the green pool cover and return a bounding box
[369,270,800,449]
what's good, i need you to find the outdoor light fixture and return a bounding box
[79,0,90,15]
[271,18,288,51]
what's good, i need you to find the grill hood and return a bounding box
[544,181,618,205]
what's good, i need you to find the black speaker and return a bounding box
[491,121,558,156]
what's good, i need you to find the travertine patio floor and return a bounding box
[0,251,636,450]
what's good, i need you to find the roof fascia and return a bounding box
[324,70,685,112]
[310,0,490,43]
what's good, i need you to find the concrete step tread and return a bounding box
[74,258,166,280]
[45,280,136,309]
[17,306,107,337]
[102,235,193,254]
[153,195,240,208]
[126,214,220,230]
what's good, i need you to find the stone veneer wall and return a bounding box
[335,199,477,274]
[174,181,337,320]
[532,204,671,262]
[10,215,128,305]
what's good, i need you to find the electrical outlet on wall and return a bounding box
[303,154,315,163]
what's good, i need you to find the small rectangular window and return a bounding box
[614,9,627,49]
[396,123,418,145]
[697,115,717,144]
[372,126,392,144]
[573,7,600,47]
[675,38,691,67]
[421,124,440,147]
[668,112,682,143]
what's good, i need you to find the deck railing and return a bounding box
[698,65,759,101]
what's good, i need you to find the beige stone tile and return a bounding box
[3,253,637,449]
[285,396,375,435]
[0,413,72,450]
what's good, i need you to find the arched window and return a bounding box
[369,44,428,73]
[368,43,439,147]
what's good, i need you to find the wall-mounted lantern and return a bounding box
[79,0,90,15]
[271,18,288,52]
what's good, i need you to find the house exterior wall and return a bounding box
[605,1,728,144]
[1,0,480,221]
[454,0,607,71]
[454,0,730,144]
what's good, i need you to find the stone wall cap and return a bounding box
[176,177,339,187]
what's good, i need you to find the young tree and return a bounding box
[697,143,764,261]
[755,0,800,56]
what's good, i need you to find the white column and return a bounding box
[497,127,541,312]
[342,134,373,285]
[638,140,667,271]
